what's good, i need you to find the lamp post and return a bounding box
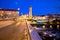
[18,8,20,15]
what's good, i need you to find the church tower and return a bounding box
[29,6,32,18]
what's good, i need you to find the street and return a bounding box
[0,19,30,40]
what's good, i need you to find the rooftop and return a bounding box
[0,8,18,11]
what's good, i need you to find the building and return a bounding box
[29,6,32,18]
[0,9,19,20]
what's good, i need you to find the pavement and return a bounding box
[0,20,15,28]
[0,19,31,40]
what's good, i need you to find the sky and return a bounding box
[0,0,60,16]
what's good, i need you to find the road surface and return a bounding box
[0,20,30,40]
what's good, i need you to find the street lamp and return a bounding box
[18,8,20,15]
[18,8,20,10]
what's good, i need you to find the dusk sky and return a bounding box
[0,0,60,15]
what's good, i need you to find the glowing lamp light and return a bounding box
[43,17,46,19]
[42,25,46,28]
[50,25,52,28]
[57,25,59,29]
[18,8,20,10]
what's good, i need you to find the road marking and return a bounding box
[16,22,20,26]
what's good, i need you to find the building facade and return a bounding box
[0,9,19,20]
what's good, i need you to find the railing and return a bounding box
[27,24,42,40]
[25,19,42,40]
[25,20,32,40]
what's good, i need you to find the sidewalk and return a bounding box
[0,20,15,28]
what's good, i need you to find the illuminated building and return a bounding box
[29,6,32,19]
[0,9,19,20]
